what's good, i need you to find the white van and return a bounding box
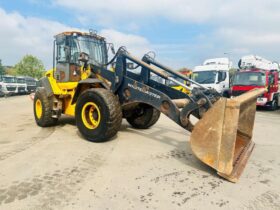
[192,58,232,97]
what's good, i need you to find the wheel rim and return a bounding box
[35,99,43,119]
[81,102,101,129]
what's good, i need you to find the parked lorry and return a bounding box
[25,76,37,93]
[16,76,28,94]
[232,55,280,110]
[33,31,264,182]
[0,75,17,96]
[192,58,232,97]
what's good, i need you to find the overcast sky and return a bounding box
[0,0,280,69]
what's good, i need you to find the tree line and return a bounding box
[0,55,45,79]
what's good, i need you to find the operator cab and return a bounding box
[54,31,108,83]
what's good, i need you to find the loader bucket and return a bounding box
[190,88,266,182]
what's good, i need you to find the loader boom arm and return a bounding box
[90,49,220,131]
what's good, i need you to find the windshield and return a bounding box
[3,77,16,83]
[75,36,107,66]
[27,81,36,86]
[25,78,36,86]
[233,72,266,86]
[56,35,108,67]
[192,71,217,84]
[17,78,26,84]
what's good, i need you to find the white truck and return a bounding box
[15,76,28,94]
[192,57,232,97]
[0,75,17,96]
[25,76,37,93]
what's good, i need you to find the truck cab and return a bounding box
[25,76,37,93]
[192,58,231,97]
[0,75,17,96]
[232,55,280,110]
[16,76,28,94]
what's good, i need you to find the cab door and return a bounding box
[217,71,228,93]
[55,36,81,83]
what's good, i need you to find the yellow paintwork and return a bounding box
[35,99,43,119]
[45,65,92,117]
[170,71,192,95]
[81,102,101,129]
[172,85,191,95]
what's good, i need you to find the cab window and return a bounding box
[56,37,68,63]
[268,74,275,85]
[218,71,227,82]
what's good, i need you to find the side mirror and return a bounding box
[79,52,89,63]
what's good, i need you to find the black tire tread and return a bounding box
[126,104,160,129]
[270,99,278,111]
[97,89,122,139]
[76,88,122,142]
[34,87,57,127]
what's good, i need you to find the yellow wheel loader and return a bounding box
[34,31,265,182]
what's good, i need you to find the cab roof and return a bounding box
[193,64,230,72]
[55,31,106,41]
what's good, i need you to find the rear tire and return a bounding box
[33,88,58,127]
[75,88,122,142]
[126,103,160,129]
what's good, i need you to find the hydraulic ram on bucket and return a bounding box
[190,88,266,182]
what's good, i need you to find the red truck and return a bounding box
[231,55,279,110]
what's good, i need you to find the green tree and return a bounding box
[15,55,45,79]
[0,59,5,76]
[5,67,17,76]
[229,68,237,84]
[229,68,237,78]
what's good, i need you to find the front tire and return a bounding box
[33,88,58,127]
[270,99,278,111]
[75,88,122,142]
